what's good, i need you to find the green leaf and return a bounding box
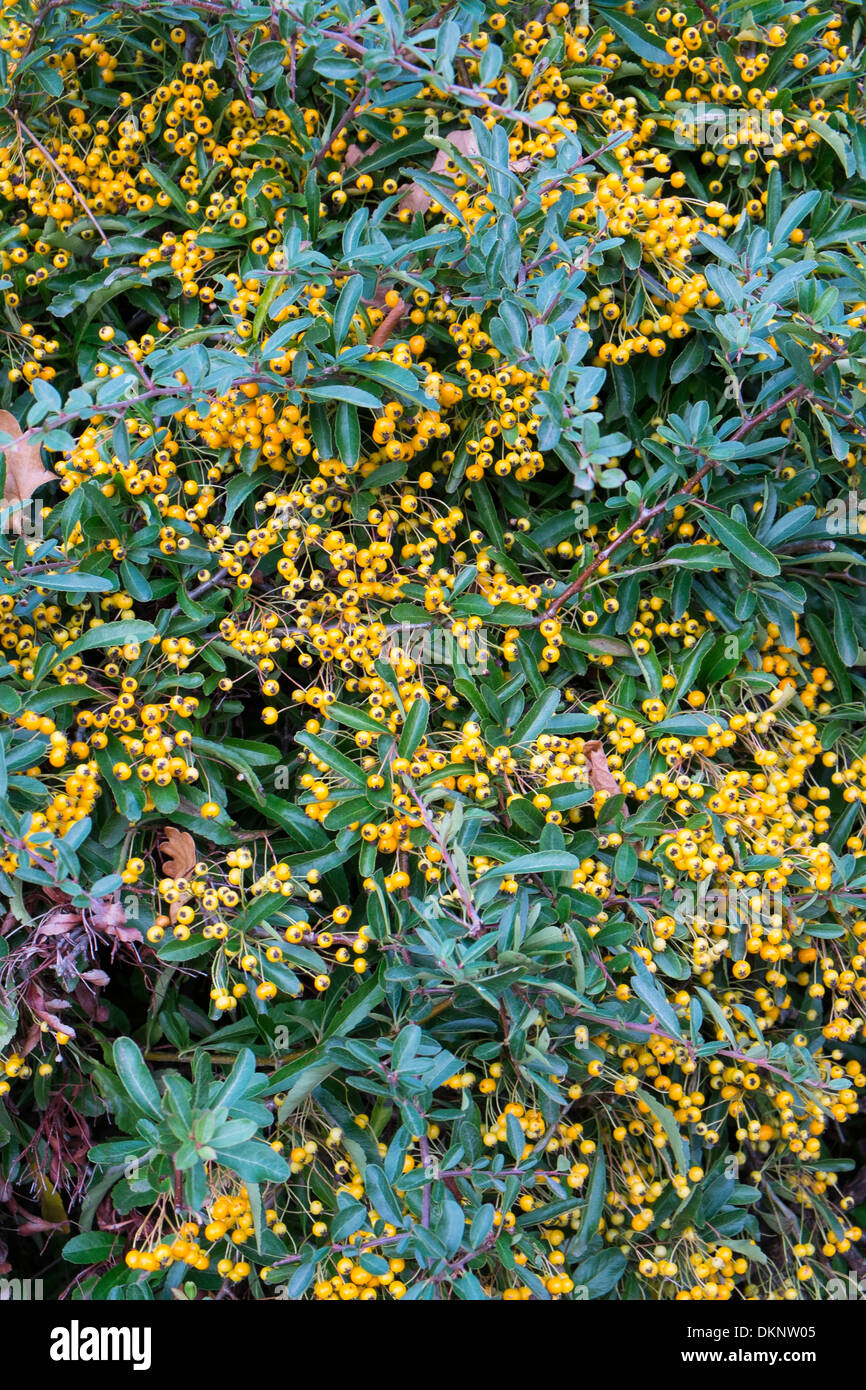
[143,162,190,216]
[635,1087,688,1176]
[62,1232,120,1265]
[224,472,264,526]
[569,1148,606,1259]
[307,383,380,408]
[363,1164,403,1227]
[469,479,506,551]
[331,1201,367,1240]
[212,1050,257,1113]
[769,190,821,249]
[670,631,716,710]
[245,1179,264,1252]
[510,688,560,748]
[56,620,157,665]
[31,571,116,593]
[763,12,831,88]
[326,972,387,1040]
[571,1246,627,1297]
[600,11,672,65]
[304,168,319,239]
[831,590,859,668]
[801,116,853,174]
[333,399,361,468]
[286,1256,319,1297]
[333,275,364,347]
[630,962,683,1042]
[663,544,731,570]
[325,701,387,735]
[392,1024,422,1071]
[697,510,780,578]
[324,795,375,830]
[807,614,852,703]
[398,697,429,759]
[296,729,366,787]
[506,1111,525,1160]
[480,850,582,880]
[112,1037,162,1118]
[696,986,736,1045]
[351,359,423,403]
[278,1053,338,1116]
[214,1140,291,1184]
[193,736,265,802]
[119,560,152,602]
[34,64,64,97]
[614,842,638,884]
[0,993,17,1051]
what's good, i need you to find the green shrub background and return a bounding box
[0,0,866,1301]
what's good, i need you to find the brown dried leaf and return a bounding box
[397,183,433,216]
[168,897,189,927]
[0,410,54,530]
[79,969,110,987]
[397,131,531,214]
[74,979,109,1022]
[16,1216,68,1236]
[158,828,196,928]
[36,910,80,937]
[583,740,628,813]
[120,927,142,944]
[19,1021,42,1058]
[110,923,142,943]
[90,899,125,930]
[344,140,380,167]
[26,985,74,1038]
[398,130,478,214]
[363,282,391,312]
[42,886,71,904]
[369,297,408,349]
[159,827,197,880]
[89,898,141,944]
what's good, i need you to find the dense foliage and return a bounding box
[1,0,866,1303]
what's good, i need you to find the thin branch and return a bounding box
[311,84,370,168]
[532,455,718,625]
[401,779,484,937]
[532,352,846,626]
[14,116,109,245]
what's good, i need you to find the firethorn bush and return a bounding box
[0,0,865,1305]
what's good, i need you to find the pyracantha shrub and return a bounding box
[1,0,866,1302]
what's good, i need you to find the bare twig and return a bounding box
[14,116,109,245]
[311,84,370,168]
[533,352,845,626]
[402,780,484,937]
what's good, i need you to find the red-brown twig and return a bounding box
[14,116,109,245]
[533,353,844,627]
[532,455,718,625]
[402,781,484,937]
[311,83,370,168]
